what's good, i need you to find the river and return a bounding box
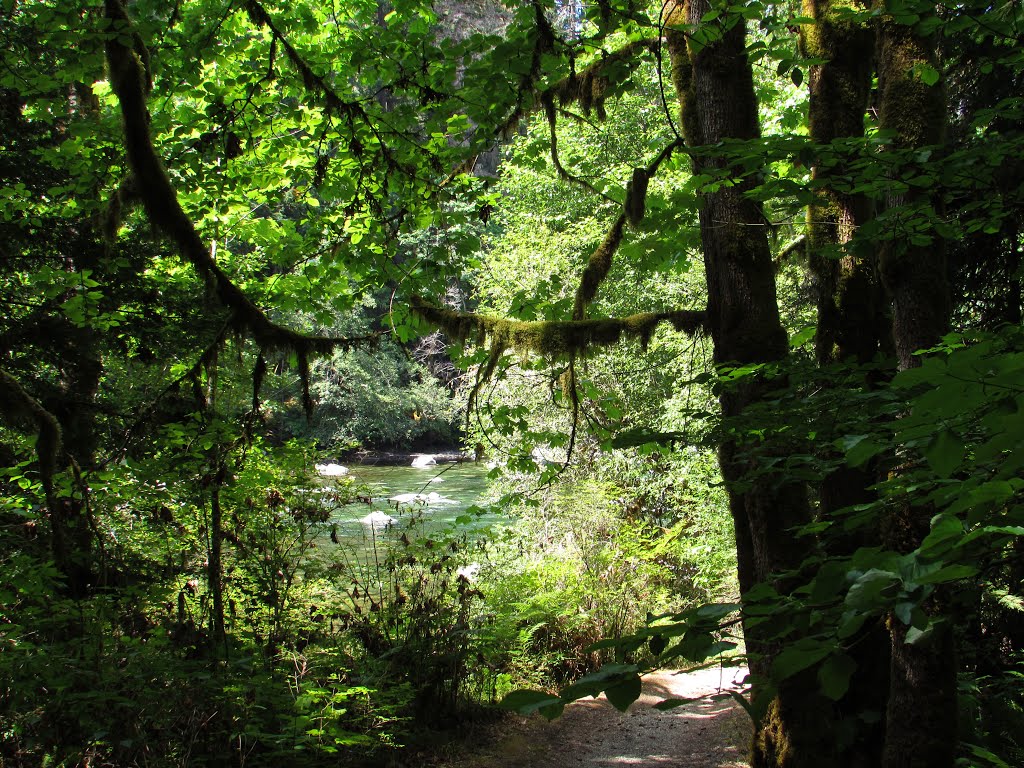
[322,460,499,551]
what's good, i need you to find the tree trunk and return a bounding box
[802,0,882,366]
[875,7,957,767]
[666,3,831,764]
[208,465,227,656]
[48,289,102,600]
[801,3,890,764]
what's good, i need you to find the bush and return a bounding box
[474,478,689,690]
[329,507,491,725]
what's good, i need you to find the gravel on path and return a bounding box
[439,667,752,768]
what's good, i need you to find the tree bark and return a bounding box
[802,0,883,366]
[666,3,830,764]
[802,4,890,764]
[208,470,227,656]
[875,7,957,767]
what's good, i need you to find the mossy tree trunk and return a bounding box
[802,0,883,366]
[875,7,957,767]
[801,3,890,764]
[666,2,836,764]
[208,473,227,656]
[46,321,101,601]
[4,78,107,601]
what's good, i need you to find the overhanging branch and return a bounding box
[448,36,663,182]
[412,296,707,356]
[572,138,686,320]
[104,0,382,412]
[412,296,706,432]
[550,38,660,121]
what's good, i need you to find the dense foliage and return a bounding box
[2,0,1023,766]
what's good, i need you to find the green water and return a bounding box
[328,461,498,548]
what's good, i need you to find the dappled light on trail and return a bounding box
[445,667,751,768]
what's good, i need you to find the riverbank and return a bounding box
[351,450,473,466]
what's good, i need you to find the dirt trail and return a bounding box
[442,667,751,768]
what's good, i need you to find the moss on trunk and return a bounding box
[802,0,882,365]
[666,2,835,764]
[875,7,956,767]
[801,3,890,764]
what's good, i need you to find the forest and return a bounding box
[1,0,1022,766]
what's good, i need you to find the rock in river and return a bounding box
[360,511,396,527]
[316,463,349,477]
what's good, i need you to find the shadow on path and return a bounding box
[439,668,751,768]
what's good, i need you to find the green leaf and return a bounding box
[561,664,640,702]
[837,610,868,640]
[810,560,848,603]
[918,513,964,555]
[789,325,816,348]
[846,569,900,611]
[538,700,565,720]
[695,602,742,621]
[772,642,831,681]
[913,563,977,585]
[587,637,630,652]
[604,674,642,712]
[918,63,940,86]
[818,653,856,701]
[791,67,803,87]
[499,690,563,715]
[924,430,963,478]
[947,480,1017,516]
[904,624,933,645]
[893,601,915,625]
[963,743,1014,768]
[837,435,884,468]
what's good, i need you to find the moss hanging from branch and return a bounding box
[492,33,688,324]
[251,353,267,416]
[483,37,660,161]
[573,214,626,320]
[104,0,382,418]
[244,1,363,124]
[570,140,684,320]
[412,297,706,356]
[412,297,705,428]
[665,4,700,148]
[103,174,139,248]
[0,368,71,507]
[625,166,649,227]
[438,14,674,210]
[542,93,617,202]
[550,38,659,121]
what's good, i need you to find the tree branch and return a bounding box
[104,0,383,413]
[0,367,67,504]
[572,138,686,320]
[412,296,707,356]
[548,38,661,121]
[776,235,807,270]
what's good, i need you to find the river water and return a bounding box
[325,460,498,550]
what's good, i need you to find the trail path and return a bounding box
[442,667,751,768]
